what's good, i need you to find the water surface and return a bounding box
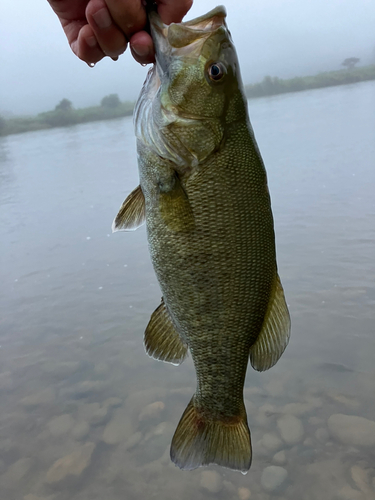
[1,81,375,500]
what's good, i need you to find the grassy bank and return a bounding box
[1,65,375,137]
[244,65,375,99]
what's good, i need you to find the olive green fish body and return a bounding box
[141,120,275,403]
[113,5,290,474]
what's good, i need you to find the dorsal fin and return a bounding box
[144,299,188,365]
[250,274,291,372]
[112,185,145,232]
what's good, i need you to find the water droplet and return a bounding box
[86,236,91,240]
[88,62,95,68]
[141,63,147,67]
[98,286,103,290]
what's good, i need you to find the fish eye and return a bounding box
[207,62,226,82]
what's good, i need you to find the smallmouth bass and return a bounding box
[113,4,291,473]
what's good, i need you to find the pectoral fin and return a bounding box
[144,299,188,365]
[250,274,291,372]
[159,173,195,232]
[112,185,145,232]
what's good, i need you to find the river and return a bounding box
[1,80,374,499]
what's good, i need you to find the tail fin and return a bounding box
[170,397,251,474]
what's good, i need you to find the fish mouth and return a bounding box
[149,5,227,74]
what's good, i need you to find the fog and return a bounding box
[1,0,374,116]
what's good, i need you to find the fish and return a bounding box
[113,4,291,474]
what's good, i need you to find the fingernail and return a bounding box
[92,8,112,29]
[86,36,97,48]
[131,43,150,58]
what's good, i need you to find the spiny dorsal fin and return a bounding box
[144,299,188,365]
[112,185,145,232]
[250,274,291,372]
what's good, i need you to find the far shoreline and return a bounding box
[1,65,374,138]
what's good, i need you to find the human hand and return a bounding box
[48,0,193,66]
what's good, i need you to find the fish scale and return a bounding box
[113,4,290,473]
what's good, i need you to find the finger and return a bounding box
[130,31,155,65]
[156,0,193,25]
[75,24,106,65]
[104,0,147,39]
[86,0,128,58]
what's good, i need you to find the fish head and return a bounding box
[135,6,247,169]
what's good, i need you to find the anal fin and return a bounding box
[250,273,291,372]
[112,185,145,232]
[144,299,188,365]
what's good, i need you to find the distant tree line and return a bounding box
[244,63,375,99]
[0,94,134,136]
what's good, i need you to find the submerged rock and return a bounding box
[2,458,32,487]
[102,409,134,445]
[327,414,375,447]
[350,465,373,498]
[45,442,95,484]
[200,470,222,494]
[138,401,165,422]
[273,450,287,465]
[238,487,252,500]
[336,485,366,500]
[261,433,284,453]
[277,414,304,445]
[48,414,75,437]
[261,465,288,492]
[20,388,55,407]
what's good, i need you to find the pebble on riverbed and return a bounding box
[102,409,134,445]
[261,465,288,493]
[200,470,222,494]
[238,487,252,500]
[277,414,304,445]
[273,450,287,465]
[327,414,375,447]
[138,401,165,422]
[45,442,95,484]
[47,414,75,437]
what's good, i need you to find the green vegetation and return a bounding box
[0,94,134,137]
[244,64,375,99]
[1,64,375,137]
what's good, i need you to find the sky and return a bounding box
[1,0,375,116]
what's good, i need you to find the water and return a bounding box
[1,81,374,499]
